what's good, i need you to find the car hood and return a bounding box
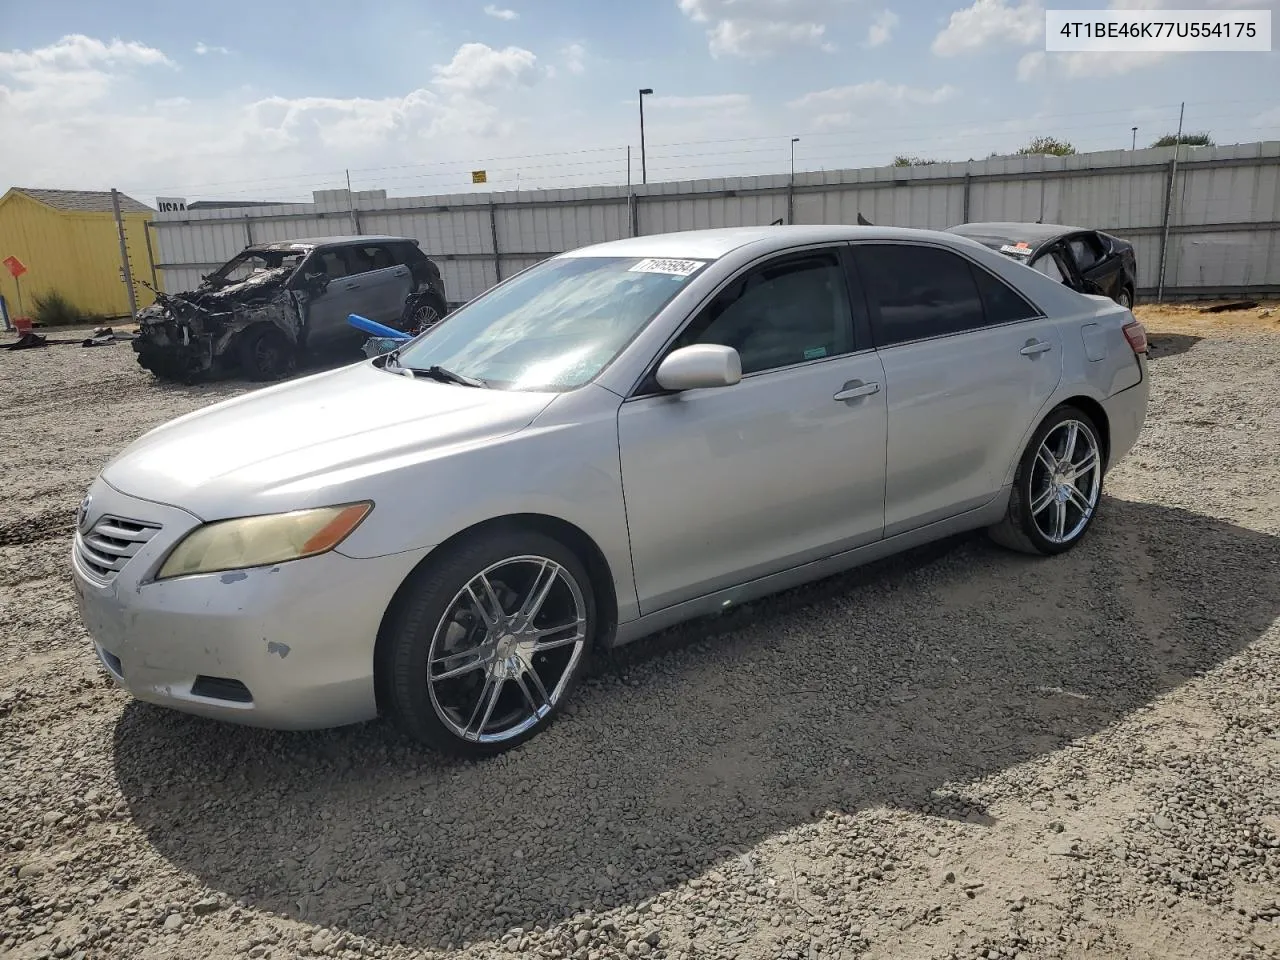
[101,361,557,520]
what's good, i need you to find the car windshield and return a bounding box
[390,254,709,391]
[209,249,308,284]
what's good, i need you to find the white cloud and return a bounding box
[563,42,586,75]
[790,80,958,110]
[677,0,852,59]
[0,34,172,73]
[431,42,538,93]
[0,35,561,200]
[483,4,519,20]
[194,41,230,55]
[0,33,173,112]
[865,10,899,47]
[931,0,1042,56]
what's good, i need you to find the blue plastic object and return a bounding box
[347,313,411,340]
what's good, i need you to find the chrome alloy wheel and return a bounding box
[411,303,441,331]
[1030,419,1102,545]
[426,556,588,744]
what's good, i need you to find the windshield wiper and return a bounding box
[401,364,488,388]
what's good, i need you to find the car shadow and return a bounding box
[112,497,1280,951]
[1146,333,1202,359]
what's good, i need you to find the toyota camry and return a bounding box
[71,225,1150,757]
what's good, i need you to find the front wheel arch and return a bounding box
[371,514,620,718]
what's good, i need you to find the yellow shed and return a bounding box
[0,187,162,322]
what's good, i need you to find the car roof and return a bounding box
[945,222,1089,247]
[248,235,415,252]
[558,225,989,261]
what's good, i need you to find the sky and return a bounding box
[2,0,1278,205]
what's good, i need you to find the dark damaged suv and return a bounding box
[134,235,449,382]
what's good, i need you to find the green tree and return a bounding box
[1016,136,1076,156]
[1150,131,1213,148]
[892,155,941,166]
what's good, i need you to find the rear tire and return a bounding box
[401,290,448,334]
[237,324,296,381]
[988,405,1105,556]
[379,526,597,758]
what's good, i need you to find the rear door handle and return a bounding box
[834,381,881,402]
[343,282,361,290]
[1020,340,1053,356]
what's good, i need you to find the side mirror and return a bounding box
[305,272,329,290]
[655,344,742,392]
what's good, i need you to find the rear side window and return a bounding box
[972,267,1040,324]
[855,244,985,347]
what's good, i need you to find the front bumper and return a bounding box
[70,478,430,730]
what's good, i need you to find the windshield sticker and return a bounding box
[999,243,1032,257]
[628,258,705,277]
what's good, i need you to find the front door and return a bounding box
[618,246,888,615]
[852,241,1064,536]
[300,248,368,351]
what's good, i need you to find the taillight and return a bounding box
[1122,319,1148,354]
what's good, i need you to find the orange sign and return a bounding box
[3,255,26,279]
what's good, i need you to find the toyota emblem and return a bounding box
[77,495,93,532]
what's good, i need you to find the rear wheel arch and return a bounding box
[372,513,620,717]
[1056,395,1110,470]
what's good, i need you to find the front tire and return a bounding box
[379,527,596,758]
[237,324,296,381]
[989,405,1105,556]
[1117,287,1134,309]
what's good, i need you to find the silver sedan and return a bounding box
[71,225,1150,757]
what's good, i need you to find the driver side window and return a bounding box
[671,250,855,376]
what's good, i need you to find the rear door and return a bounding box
[851,241,1064,537]
[346,243,414,325]
[1064,232,1123,301]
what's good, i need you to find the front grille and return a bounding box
[75,515,161,582]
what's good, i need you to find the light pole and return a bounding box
[788,137,799,224]
[1132,126,1138,150]
[639,88,653,184]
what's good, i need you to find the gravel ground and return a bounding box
[2,308,1279,960]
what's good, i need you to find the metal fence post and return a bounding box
[111,188,138,320]
[489,202,503,282]
[1156,101,1186,302]
[962,172,972,223]
[143,221,159,290]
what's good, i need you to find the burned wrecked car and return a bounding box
[134,236,449,382]
[944,222,1138,309]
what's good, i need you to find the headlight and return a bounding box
[156,502,372,580]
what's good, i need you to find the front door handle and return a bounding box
[834,380,881,402]
[1020,339,1053,356]
[343,282,361,290]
